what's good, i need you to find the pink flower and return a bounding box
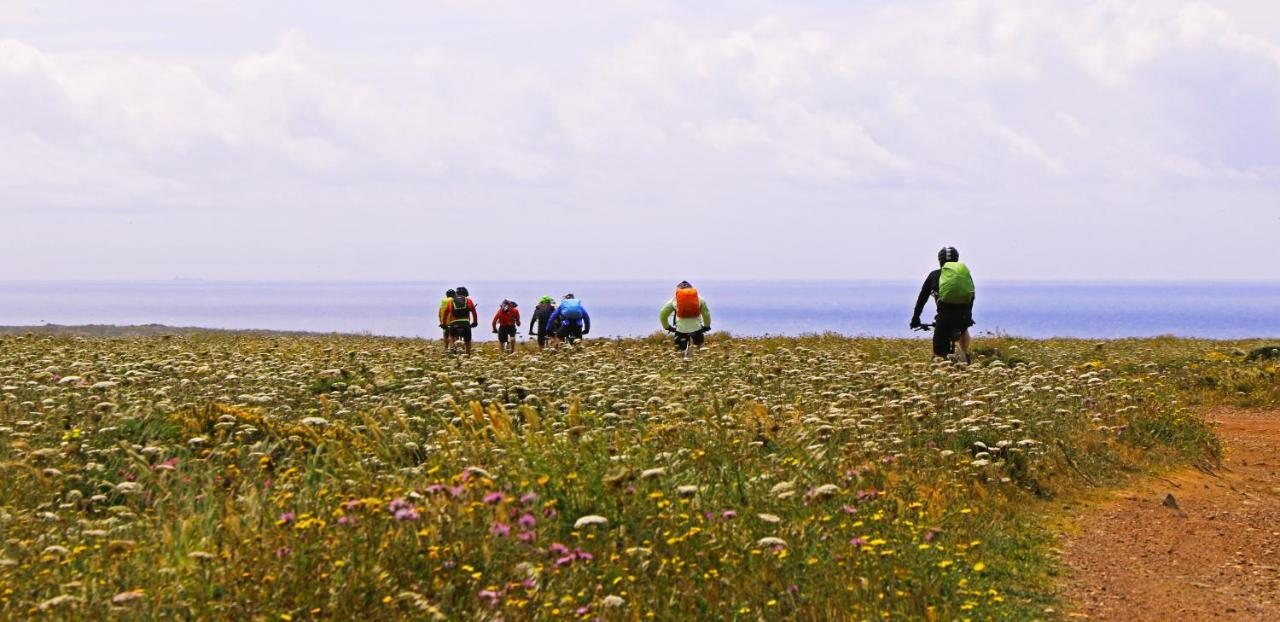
[394,508,421,522]
[555,555,575,567]
[275,547,291,559]
[850,537,868,548]
[841,505,858,514]
[278,512,295,524]
[517,531,535,543]
[491,522,510,537]
[478,589,500,607]
[449,485,466,498]
[388,498,409,513]
[519,492,539,505]
[483,492,505,505]
[548,542,569,556]
[424,484,445,495]
[337,515,354,526]
[517,513,536,529]
[722,510,738,520]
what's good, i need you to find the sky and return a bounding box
[2,0,1278,282]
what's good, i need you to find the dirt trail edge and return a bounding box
[1062,409,1280,620]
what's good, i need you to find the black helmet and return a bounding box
[446,289,456,297]
[938,247,959,264]
[563,293,575,299]
[676,280,692,289]
[456,286,469,297]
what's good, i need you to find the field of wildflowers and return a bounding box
[0,331,1273,620]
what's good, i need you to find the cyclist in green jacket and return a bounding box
[660,281,712,351]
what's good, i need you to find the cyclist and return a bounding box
[545,293,590,345]
[911,247,975,362]
[492,299,521,353]
[528,296,556,349]
[443,286,479,355]
[659,281,711,351]
[437,288,456,351]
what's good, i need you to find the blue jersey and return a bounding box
[547,304,590,332]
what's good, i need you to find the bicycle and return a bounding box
[669,326,709,359]
[912,323,970,364]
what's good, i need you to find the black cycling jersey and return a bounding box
[913,269,975,324]
[530,303,555,334]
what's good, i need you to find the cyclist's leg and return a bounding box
[673,332,688,351]
[691,330,705,348]
[958,328,972,360]
[931,321,952,357]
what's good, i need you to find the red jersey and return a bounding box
[492,305,521,330]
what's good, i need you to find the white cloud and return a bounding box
[0,0,1277,280]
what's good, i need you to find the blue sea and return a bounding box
[0,281,1276,341]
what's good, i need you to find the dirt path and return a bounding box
[1062,409,1280,620]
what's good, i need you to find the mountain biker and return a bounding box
[443,286,479,355]
[545,293,590,345]
[438,288,456,350]
[528,296,556,349]
[659,281,711,351]
[492,299,521,353]
[911,247,975,362]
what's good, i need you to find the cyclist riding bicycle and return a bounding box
[911,247,975,363]
[437,288,456,351]
[442,286,479,355]
[659,281,711,352]
[492,299,521,353]
[545,293,590,345]
[528,296,556,349]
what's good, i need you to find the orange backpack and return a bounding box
[675,288,701,319]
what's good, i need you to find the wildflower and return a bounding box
[483,492,505,505]
[491,522,510,537]
[277,512,296,525]
[756,537,787,548]
[478,589,500,606]
[519,492,539,505]
[721,510,738,519]
[602,595,625,608]
[188,551,214,561]
[115,481,144,494]
[395,508,421,522]
[757,513,781,524]
[517,531,536,543]
[517,513,537,529]
[388,498,410,512]
[424,484,445,495]
[548,543,570,556]
[850,537,868,548]
[808,484,840,499]
[574,515,608,529]
[111,590,145,604]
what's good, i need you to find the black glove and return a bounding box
[471,321,479,328]
[582,328,589,335]
[439,324,447,330]
[701,326,710,333]
[665,326,675,333]
[910,318,922,329]
[492,329,498,334]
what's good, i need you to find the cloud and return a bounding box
[0,0,1278,280]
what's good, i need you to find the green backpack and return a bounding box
[938,262,975,304]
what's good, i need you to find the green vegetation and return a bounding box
[0,331,1274,620]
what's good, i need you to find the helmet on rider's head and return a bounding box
[446,289,455,298]
[563,293,575,300]
[539,295,554,304]
[937,247,960,265]
[456,286,469,297]
[676,281,692,289]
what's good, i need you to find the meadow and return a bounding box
[0,330,1276,620]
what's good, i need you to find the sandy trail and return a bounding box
[1062,409,1280,620]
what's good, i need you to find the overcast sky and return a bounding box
[2,0,1278,282]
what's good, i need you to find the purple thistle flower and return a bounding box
[555,555,575,567]
[424,484,445,495]
[388,498,409,513]
[517,513,536,529]
[491,522,510,537]
[548,542,569,556]
[277,511,295,524]
[517,531,535,543]
[850,537,868,548]
[394,507,421,522]
[722,510,738,519]
[519,492,539,505]
[483,492,505,505]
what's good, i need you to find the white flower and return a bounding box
[640,468,666,479]
[574,515,608,529]
[300,417,329,427]
[756,537,787,548]
[115,482,143,494]
[756,513,782,524]
[808,484,840,498]
[602,595,626,608]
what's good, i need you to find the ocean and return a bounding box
[0,281,1276,341]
